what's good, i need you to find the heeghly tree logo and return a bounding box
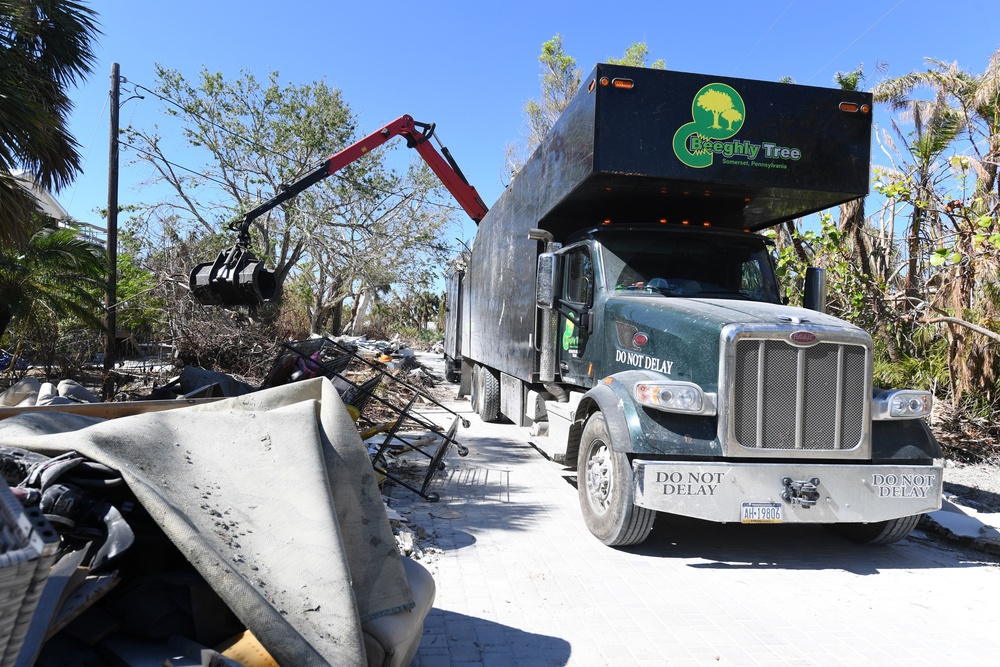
[672,83,746,168]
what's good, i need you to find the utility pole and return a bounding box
[103,63,120,400]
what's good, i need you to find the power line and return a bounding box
[805,0,906,84]
[128,79,315,170]
[67,89,110,213]
[124,78,466,217]
[731,0,795,77]
[119,139,465,230]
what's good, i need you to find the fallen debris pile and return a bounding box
[0,379,437,666]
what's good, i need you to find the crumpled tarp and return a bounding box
[0,377,412,666]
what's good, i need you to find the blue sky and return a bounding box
[61,0,1000,248]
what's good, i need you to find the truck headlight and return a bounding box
[873,389,932,420]
[634,381,717,416]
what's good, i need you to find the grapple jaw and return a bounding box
[189,245,277,307]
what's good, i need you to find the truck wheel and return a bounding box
[577,412,654,546]
[830,514,921,545]
[445,357,460,383]
[472,364,500,423]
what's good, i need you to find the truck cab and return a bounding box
[553,225,783,388]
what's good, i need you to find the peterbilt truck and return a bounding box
[444,64,942,547]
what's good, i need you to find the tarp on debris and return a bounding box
[0,377,412,666]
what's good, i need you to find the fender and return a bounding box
[872,418,942,462]
[567,370,723,467]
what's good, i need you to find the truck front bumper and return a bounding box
[633,460,942,523]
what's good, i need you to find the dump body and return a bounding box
[446,64,940,547]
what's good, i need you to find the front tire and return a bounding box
[577,412,654,546]
[829,514,921,545]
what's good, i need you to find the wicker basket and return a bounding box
[0,480,58,667]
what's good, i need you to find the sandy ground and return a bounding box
[943,459,1000,513]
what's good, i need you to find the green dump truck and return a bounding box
[444,64,942,547]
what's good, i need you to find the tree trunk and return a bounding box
[839,199,901,363]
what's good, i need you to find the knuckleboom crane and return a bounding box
[189,115,488,307]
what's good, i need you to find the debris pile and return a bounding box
[0,378,100,408]
[1,377,436,665]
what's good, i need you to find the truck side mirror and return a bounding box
[536,253,559,309]
[803,267,827,313]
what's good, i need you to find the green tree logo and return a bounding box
[672,83,746,168]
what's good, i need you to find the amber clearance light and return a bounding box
[611,78,634,89]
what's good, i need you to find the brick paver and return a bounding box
[387,401,1000,666]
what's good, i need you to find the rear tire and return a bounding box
[577,412,654,546]
[445,357,461,383]
[830,514,921,545]
[472,364,500,423]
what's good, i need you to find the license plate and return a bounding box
[741,502,782,524]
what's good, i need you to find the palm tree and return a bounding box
[0,1,100,246]
[872,65,964,308]
[834,66,903,362]
[0,213,106,344]
[872,54,1000,401]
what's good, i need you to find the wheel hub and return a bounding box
[585,443,612,514]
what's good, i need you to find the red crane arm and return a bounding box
[233,114,488,242]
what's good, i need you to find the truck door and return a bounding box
[558,245,597,386]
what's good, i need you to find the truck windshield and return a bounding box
[599,231,781,303]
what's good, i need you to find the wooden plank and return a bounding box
[0,398,224,421]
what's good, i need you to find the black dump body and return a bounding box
[457,64,873,381]
[509,63,873,238]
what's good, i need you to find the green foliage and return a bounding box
[0,215,107,342]
[115,251,165,337]
[126,66,457,338]
[606,42,665,69]
[873,350,949,394]
[509,37,665,178]
[834,65,865,92]
[0,0,100,246]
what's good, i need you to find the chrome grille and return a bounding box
[732,338,867,451]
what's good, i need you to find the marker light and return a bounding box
[634,381,717,416]
[840,102,860,113]
[872,389,933,420]
[612,78,634,89]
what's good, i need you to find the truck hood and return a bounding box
[603,296,866,391]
